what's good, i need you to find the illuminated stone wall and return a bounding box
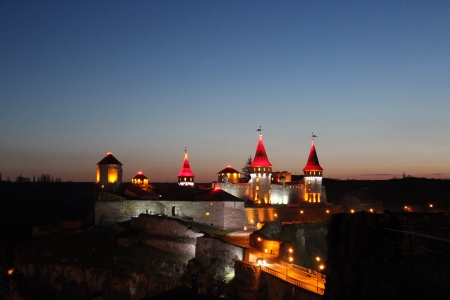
[244,206,344,226]
[192,200,246,231]
[95,200,194,225]
[95,197,246,230]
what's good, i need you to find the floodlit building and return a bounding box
[96,152,123,192]
[94,132,330,229]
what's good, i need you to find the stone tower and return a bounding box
[178,149,195,186]
[303,141,323,203]
[96,152,123,192]
[248,132,272,204]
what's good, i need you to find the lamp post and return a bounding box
[286,247,294,280]
[315,257,325,293]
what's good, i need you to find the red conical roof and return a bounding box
[303,141,323,171]
[250,134,272,167]
[178,152,195,177]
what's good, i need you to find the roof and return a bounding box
[97,152,122,165]
[217,166,240,174]
[133,172,148,180]
[303,141,323,171]
[250,134,272,167]
[194,188,244,202]
[178,153,195,177]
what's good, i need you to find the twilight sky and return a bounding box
[1,1,449,182]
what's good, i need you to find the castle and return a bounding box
[95,133,338,230]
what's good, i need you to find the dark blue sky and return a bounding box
[1,1,449,182]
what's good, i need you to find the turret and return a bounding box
[96,152,123,192]
[248,132,272,204]
[178,149,195,186]
[303,141,323,203]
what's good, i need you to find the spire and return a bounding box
[303,140,323,171]
[250,133,272,167]
[178,150,195,177]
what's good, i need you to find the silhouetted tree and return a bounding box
[242,155,252,181]
[16,174,30,182]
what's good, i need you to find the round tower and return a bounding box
[248,132,272,204]
[96,152,123,192]
[303,141,323,203]
[178,149,195,186]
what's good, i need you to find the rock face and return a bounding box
[15,263,178,299]
[195,236,246,281]
[11,223,191,299]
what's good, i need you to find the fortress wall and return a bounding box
[95,200,194,226]
[244,205,343,225]
[223,201,247,231]
[131,214,203,238]
[192,201,225,228]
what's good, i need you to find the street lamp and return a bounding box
[315,261,325,293]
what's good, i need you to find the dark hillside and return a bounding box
[323,178,450,211]
[0,182,94,241]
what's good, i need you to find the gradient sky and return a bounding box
[1,1,449,182]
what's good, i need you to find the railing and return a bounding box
[261,265,325,295]
[291,264,326,284]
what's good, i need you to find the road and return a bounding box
[220,230,325,293]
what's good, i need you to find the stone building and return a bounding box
[214,133,326,205]
[96,152,123,192]
[94,132,330,230]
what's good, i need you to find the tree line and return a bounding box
[0,172,62,183]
